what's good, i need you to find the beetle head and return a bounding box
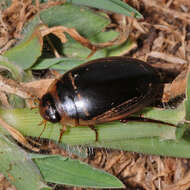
[39,93,61,123]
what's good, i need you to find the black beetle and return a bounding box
[39,56,161,141]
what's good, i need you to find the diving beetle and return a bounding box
[39,56,161,141]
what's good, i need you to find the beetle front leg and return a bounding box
[38,119,47,139]
[58,125,67,143]
[88,125,98,141]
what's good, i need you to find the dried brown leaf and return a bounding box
[0,116,39,152]
[148,51,187,64]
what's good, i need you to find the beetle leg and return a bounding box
[120,116,144,123]
[38,119,47,139]
[88,125,98,141]
[58,125,67,143]
[86,48,97,59]
[27,96,40,109]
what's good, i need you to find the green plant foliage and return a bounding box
[0,135,49,190]
[2,105,190,158]
[32,154,124,188]
[0,108,177,142]
[95,137,190,158]
[0,107,182,154]
[32,33,136,71]
[3,27,42,70]
[185,71,190,121]
[1,3,138,72]
[136,104,185,125]
[61,31,135,59]
[1,3,112,70]
[39,4,110,38]
[0,56,23,81]
[67,0,143,19]
[62,37,106,59]
[2,1,190,189]
[32,57,84,71]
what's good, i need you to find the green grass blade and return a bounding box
[0,108,176,145]
[136,104,185,125]
[2,107,190,158]
[185,70,190,121]
[93,136,190,158]
[32,58,84,70]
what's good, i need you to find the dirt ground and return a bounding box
[1,0,190,190]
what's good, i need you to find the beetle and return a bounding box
[39,56,161,141]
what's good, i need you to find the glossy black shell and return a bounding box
[39,57,161,126]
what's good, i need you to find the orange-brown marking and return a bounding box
[68,72,77,90]
[68,72,90,117]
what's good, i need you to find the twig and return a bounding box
[0,75,32,99]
